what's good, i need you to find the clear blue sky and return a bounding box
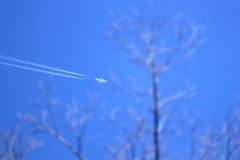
[0,0,240,159]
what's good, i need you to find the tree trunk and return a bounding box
[151,65,160,160]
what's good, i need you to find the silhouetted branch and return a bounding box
[222,107,240,160]
[65,99,93,155]
[17,80,96,160]
[106,4,205,160]
[0,124,43,160]
[102,107,136,159]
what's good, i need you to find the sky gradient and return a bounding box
[1,0,240,159]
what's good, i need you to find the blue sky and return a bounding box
[1,0,240,159]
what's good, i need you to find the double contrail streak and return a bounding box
[0,55,87,80]
[0,55,87,78]
[0,61,84,80]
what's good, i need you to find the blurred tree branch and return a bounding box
[17,79,96,160]
[180,106,240,160]
[0,123,43,160]
[101,106,153,160]
[105,5,205,160]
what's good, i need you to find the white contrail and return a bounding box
[0,61,84,80]
[0,54,87,77]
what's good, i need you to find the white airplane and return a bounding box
[95,76,107,84]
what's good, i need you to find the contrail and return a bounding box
[0,61,84,80]
[0,54,87,77]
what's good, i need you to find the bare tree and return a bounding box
[104,5,206,160]
[17,78,96,160]
[180,106,240,160]
[222,107,240,160]
[0,123,43,160]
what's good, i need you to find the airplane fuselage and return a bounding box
[95,76,107,84]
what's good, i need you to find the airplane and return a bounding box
[95,76,107,84]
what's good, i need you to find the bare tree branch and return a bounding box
[0,123,43,160]
[17,80,95,160]
[105,4,206,160]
